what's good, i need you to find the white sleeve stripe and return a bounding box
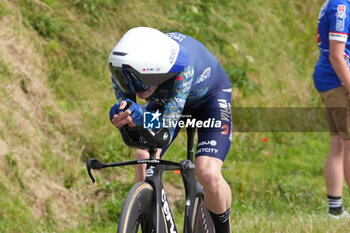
[329,32,348,42]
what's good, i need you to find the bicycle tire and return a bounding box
[117,182,166,233]
[191,195,216,233]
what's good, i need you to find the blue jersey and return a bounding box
[112,32,232,142]
[313,0,350,92]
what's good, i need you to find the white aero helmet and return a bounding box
[109,27,190,94]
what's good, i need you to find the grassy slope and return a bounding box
[1,0,349,232]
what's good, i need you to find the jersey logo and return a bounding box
[221,124,230,135]
[175,75,183,81]
[195,67,211,85]
[336,5,346,31]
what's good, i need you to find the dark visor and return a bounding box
[109,64,149,94]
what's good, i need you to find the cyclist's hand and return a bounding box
[127,101,145,126]
[109,102,121,122]
[110,99,145,128]
[110,101,135,128]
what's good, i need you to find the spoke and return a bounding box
[132,220,140,233]
[139,214,155,233]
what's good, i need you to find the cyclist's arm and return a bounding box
[111,76,136,102]
[162,66,194,142]
[329,41,350,92]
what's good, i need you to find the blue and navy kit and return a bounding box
[314,0,350,92]
[112,32,232,161]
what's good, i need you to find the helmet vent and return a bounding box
[113,51,128,56]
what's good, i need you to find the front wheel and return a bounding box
[117,182,159,233]
[191,195,216,233]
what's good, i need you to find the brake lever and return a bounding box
[86,158,104,183]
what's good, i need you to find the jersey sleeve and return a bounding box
[111,76,136,102]
[162,66,194,141]
[328,2,350,42]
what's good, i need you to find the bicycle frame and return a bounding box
[143,152,203,233]
[86,127,208,233]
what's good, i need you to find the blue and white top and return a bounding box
[314,0,350,92]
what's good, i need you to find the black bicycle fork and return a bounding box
[142,127,203,233]
[143,156,202,233]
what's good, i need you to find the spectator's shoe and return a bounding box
[328,210,350,220]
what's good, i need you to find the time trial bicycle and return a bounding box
[87,126,215,233]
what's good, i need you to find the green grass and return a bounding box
[1,0,346,232]
[0,159,42,233]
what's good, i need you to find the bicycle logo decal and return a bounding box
[161,189,177,233]
[146,166,155,177]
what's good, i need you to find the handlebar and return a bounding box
[87,127,197,183]
[86,158,183,183]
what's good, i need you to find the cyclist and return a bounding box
[314,0,350,219]
[109,27,232,232]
